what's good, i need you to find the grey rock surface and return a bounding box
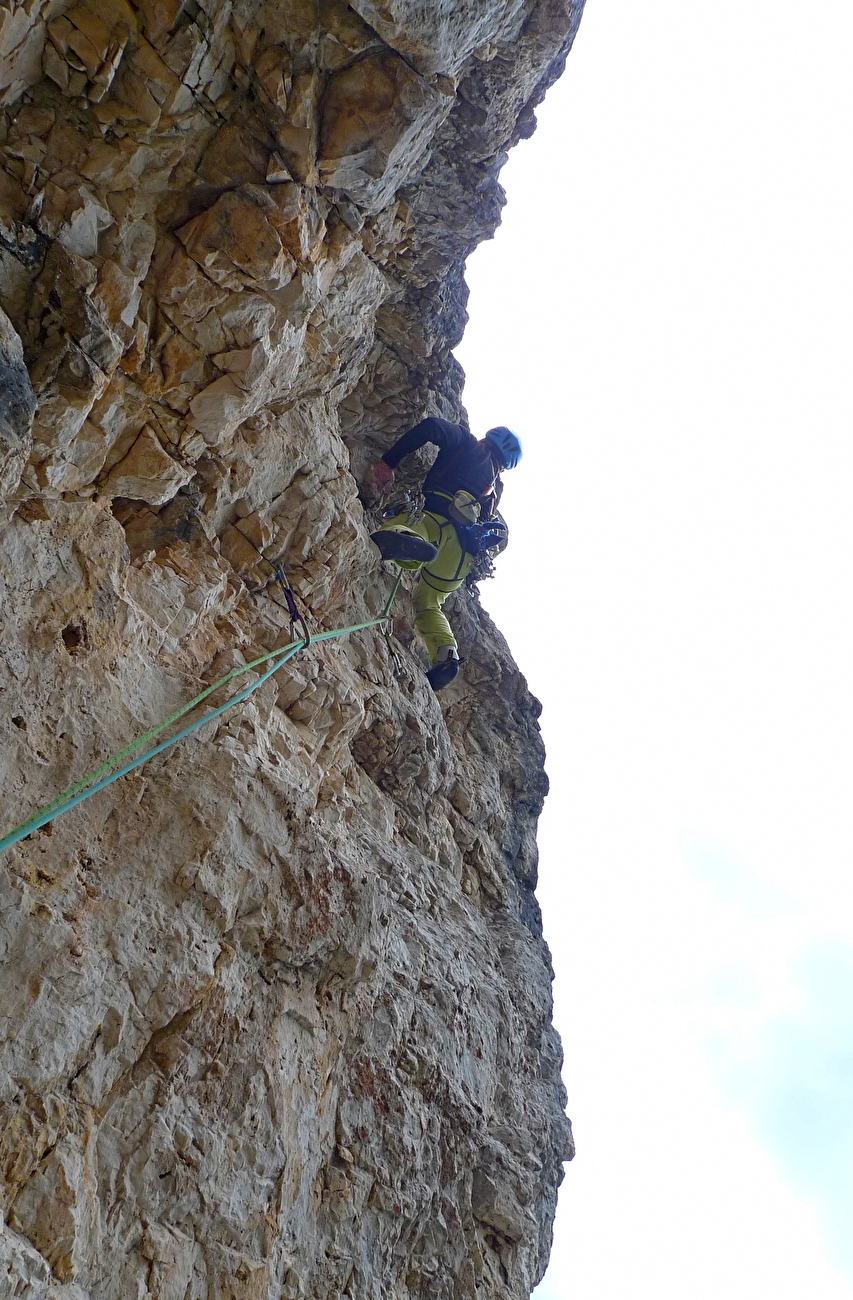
[0,304,36,495]
[0,0,583,1296]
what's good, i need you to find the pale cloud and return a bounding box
[682,833,793,917]
[716,943,853,1274]
[454,0,853,1294]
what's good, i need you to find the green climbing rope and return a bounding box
[0,576,401,855]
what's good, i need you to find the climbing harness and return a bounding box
[418,487,507,568]
[423,487,479,525]
[0,575,402,854]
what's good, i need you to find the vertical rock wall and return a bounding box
[0,1,583,1296]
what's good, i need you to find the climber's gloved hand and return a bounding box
[369,459,395,494]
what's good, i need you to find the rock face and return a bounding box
[0,304,35,494]
[0,1,582,1296]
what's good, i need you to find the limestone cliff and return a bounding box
[0,1,582,1296]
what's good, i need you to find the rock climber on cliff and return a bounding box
[367,418,522,691]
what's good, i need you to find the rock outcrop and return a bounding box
[0,1,582,1296]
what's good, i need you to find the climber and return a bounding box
[367,418,522,691]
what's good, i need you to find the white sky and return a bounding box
[453,1,853,1295]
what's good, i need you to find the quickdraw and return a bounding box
[383,629,405,677]
[251,555,311,648]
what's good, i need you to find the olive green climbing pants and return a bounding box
[379,510,474,662]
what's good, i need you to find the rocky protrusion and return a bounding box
[318,49,456,209]
[0,305,35,496]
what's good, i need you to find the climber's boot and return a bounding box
[426,645,459,692]
[371,529,437,564]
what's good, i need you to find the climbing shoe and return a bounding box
[370,529,438,564]
[426,646,460,692]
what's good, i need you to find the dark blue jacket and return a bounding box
[381,418,502,516]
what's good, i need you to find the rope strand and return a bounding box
[0,576,401,854]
